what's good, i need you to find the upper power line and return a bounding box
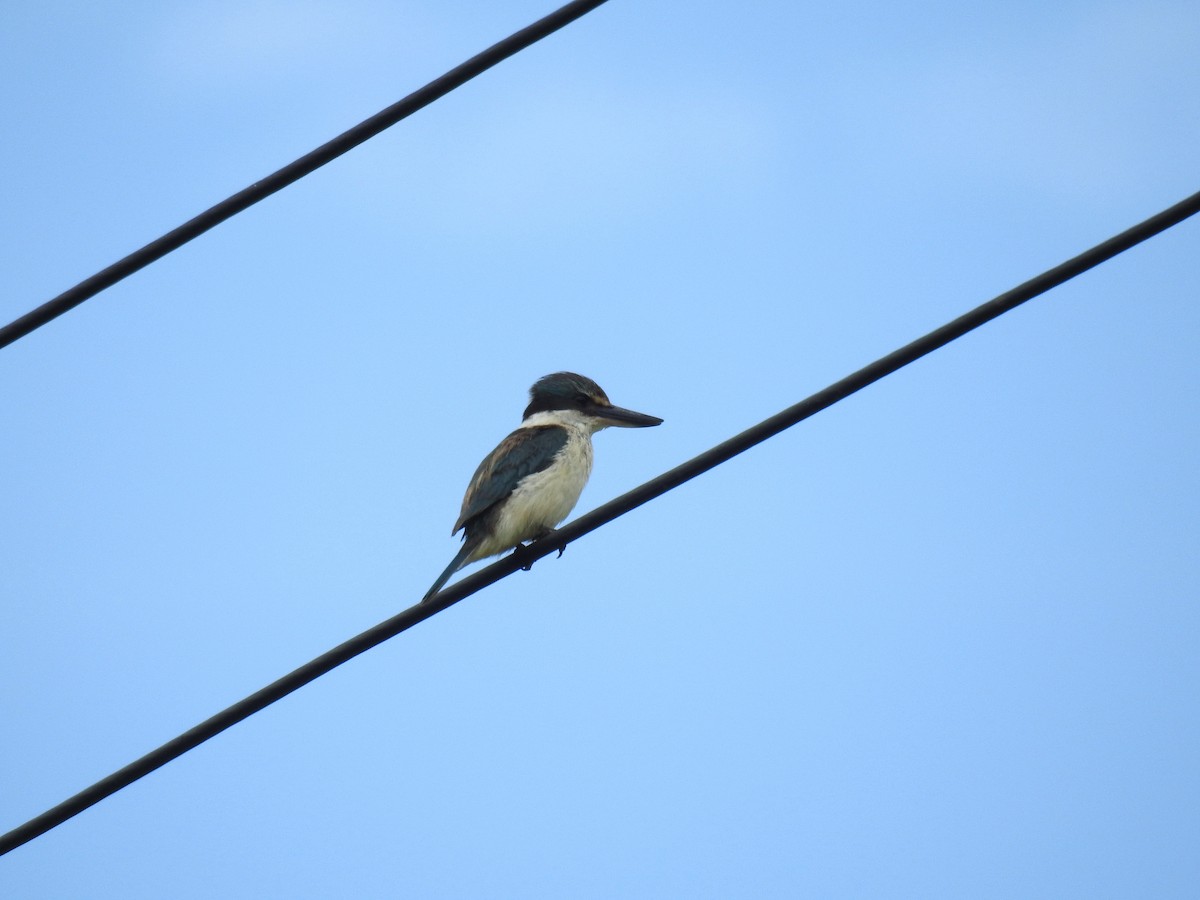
[0,0,611,351]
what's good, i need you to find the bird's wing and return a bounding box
[453,425,569,534]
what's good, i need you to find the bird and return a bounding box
[421,372,662,603]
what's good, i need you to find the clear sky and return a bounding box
[3,1,1198,897]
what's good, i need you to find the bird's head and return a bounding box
[522,372,663,431]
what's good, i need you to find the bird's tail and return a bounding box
[421,541,476,604]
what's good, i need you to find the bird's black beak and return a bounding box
[592,403,663,428]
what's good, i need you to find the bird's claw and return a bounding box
[513,529,568,571]
[538,527,568,559]
[513,543,536,571]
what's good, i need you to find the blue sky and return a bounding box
[3,0,1199,896]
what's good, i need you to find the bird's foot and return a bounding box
[511,529,568,571]
[512,542,538,571]
[535,527,568,559]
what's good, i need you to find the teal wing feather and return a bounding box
[453,425,568,534]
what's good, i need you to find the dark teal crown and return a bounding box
[523,372,607,418]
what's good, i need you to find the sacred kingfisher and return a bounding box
[421,372,662,603]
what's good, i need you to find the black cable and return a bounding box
[3,188,1196,856]
[0,0,611,351]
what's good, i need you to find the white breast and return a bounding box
[475,418,594,559]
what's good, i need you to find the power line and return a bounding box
[0,0,611,351]
[3,188,1197,857]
